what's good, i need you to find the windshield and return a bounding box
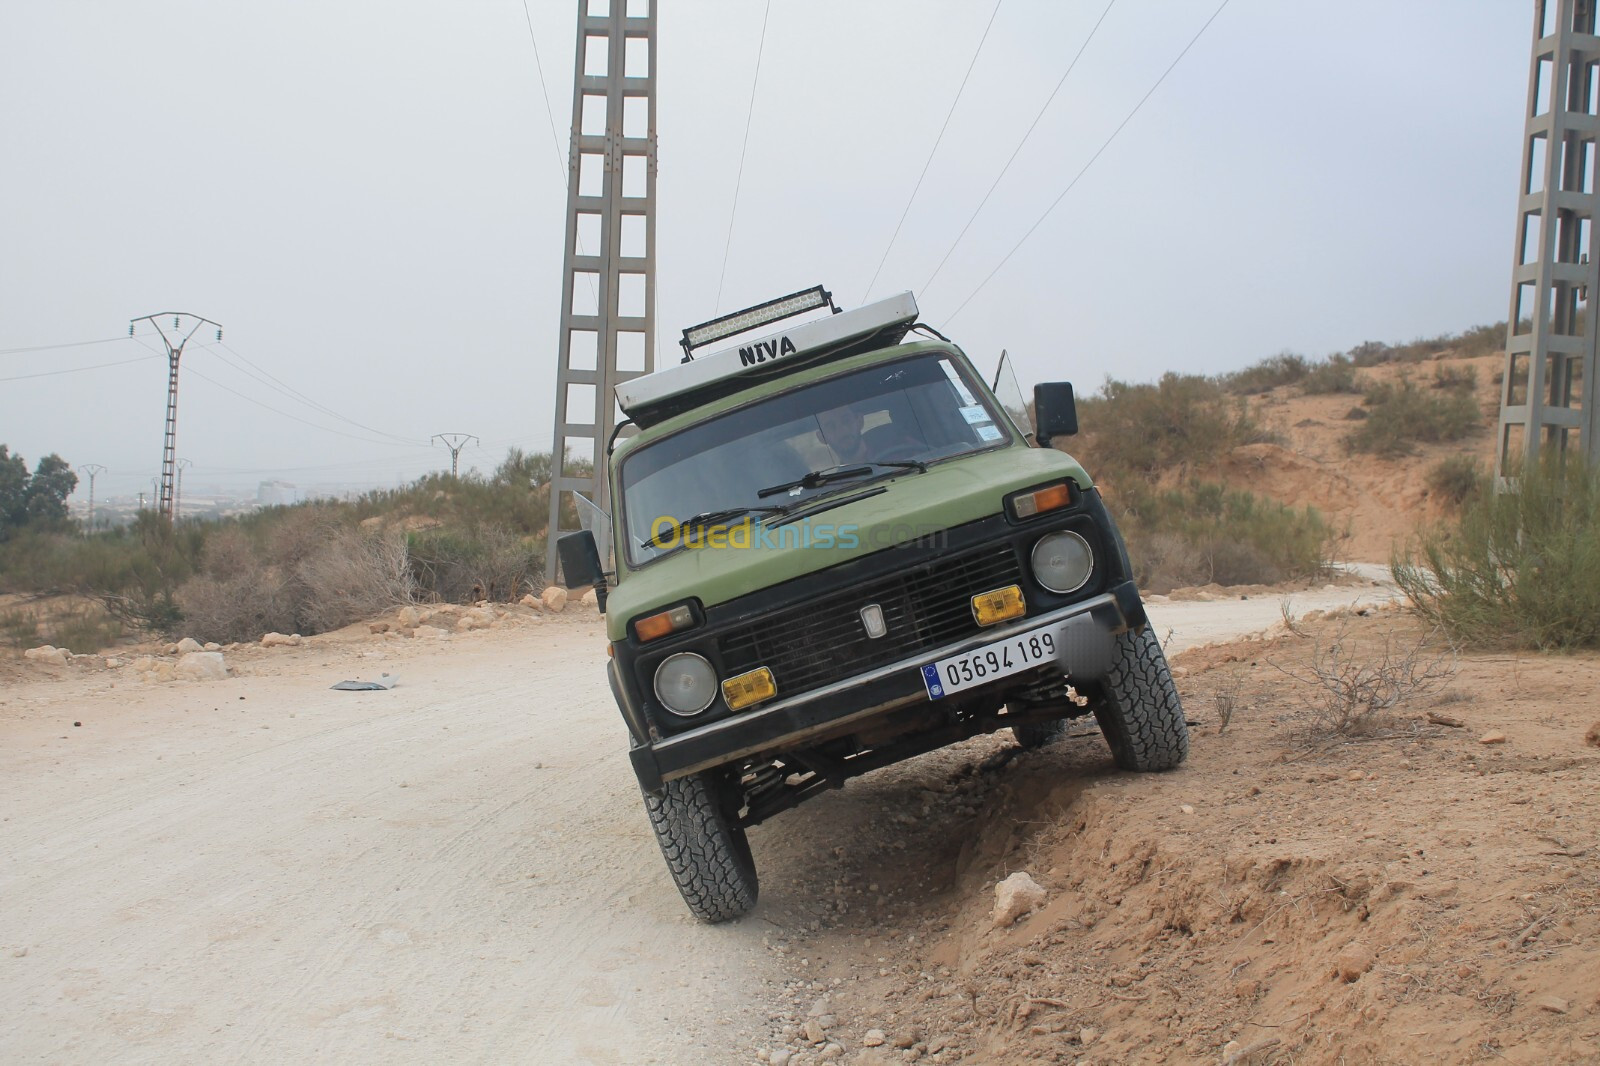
[619,353,1009,565]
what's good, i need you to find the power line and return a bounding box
[945,0,1232,325]
[713,0,773,314]
[922,0,1118,297]
[862,0,1005,303]
[0,336,128,357]
[519,0,598,309]
[206,341,426,445]
[521,0,569,180]
[182,362,429,448]
[0,352,158,382]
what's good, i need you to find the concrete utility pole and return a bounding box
[175,457,192,520]
[544,0,658,582]
[432,433,479,478]
[79,463,105,534]
[1497,0,1600,485]
[129,313,222,519]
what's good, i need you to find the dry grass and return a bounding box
[1275,620,1456,740]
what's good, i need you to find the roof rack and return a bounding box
[618,291,919,429]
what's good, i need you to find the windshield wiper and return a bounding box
[757,464,874,499]
[639,505,786,549]
[757,458,927,500]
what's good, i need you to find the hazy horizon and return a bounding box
[2,1,1530,498]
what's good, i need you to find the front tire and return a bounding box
[1093,626,1189,772]
[643,771,759,923]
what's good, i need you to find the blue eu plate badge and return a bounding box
[921,664,945,699]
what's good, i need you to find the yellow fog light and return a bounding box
[721,666,777,710]
[971,585,1026,626]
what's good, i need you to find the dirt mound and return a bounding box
[1222,352,1503,563]
[761,613,1600,1065]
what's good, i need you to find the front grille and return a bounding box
[717,541,1023,701]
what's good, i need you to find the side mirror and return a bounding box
[1033,382,1078,446]
[557,530,608,613]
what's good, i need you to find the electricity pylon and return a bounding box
[176,457,192,520]
[543,0,658,582]
[129,313,222,519]
[1497,0,1600,485]
[79,463,105,534]
[433,433,479,477]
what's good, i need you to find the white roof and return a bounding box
[616,291,918,422]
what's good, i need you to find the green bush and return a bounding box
[1425,455,1483,508]
[1345,376,1482,456]
[1394,455,1600,650]
[1076,373,1274,480]
[1301,354,1361,395]
[1119,481,1332,593]
[1431,364,1477,391]
[1221,352,1308,395]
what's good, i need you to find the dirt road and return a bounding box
[0,573,1396,1064]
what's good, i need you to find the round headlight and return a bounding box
[1031,531,1093,594]
[653,652,718,716]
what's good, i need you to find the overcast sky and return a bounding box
[0,0,1529,499]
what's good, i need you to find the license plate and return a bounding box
[920,622,1061,700]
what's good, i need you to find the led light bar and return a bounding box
[680,285,835,359]
[617,291,919,427]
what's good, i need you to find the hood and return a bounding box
[604,445,1093,641]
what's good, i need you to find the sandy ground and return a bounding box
[0,574,1401,1065]
[761,613,1600,1066]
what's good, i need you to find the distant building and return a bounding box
[257,480,301,507]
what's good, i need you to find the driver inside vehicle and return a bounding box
[816,401,920,466]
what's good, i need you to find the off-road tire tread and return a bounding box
[643,773,759,923]
[1094,626,1189,772]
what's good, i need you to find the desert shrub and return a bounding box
[1345,376,1482,456]
[294,527,414,633]
[1221,352,1308,395]
[179,519,415,642]
[1394,454,1600,650]
[1278,622,1456,739]
[1119,481,1331,592]
[1301,354,1361,395]
[1431,364,1476,391]
[1426,455,1483,507]
[406,526,540,604]
[1076,373,1274,480]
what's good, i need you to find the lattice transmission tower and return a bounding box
[1497,0,1600,483]
[544,0,658,583]
[130,312,222,520]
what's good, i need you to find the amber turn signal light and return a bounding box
[971,584,1026,626]
[634,603,696,642]
[722,667,777,710]
[1011,482,1074,518]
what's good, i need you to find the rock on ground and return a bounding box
[396,606,422,629]
[176,652,229,681]
[261,632,302,648]
[1335,942,1375,982]
[176,637,204,654]
[23,645,69,666]
[458,607,497,631]
[992,871,1047,927]
[541,586,568,612]
[580,588,599,610]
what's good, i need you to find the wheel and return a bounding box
[1092,626,1189,772]
[642,771,759,923]
[1010,716,1068,750]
